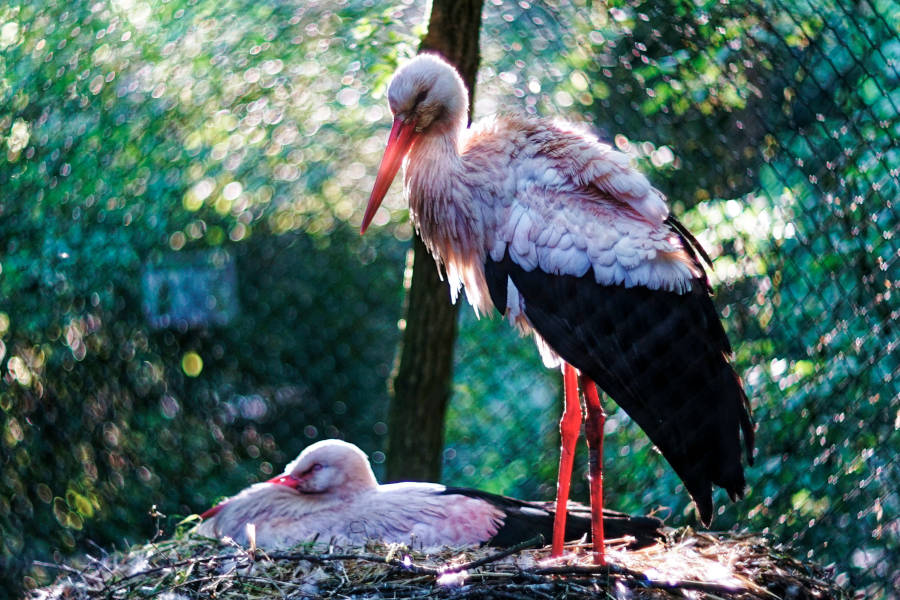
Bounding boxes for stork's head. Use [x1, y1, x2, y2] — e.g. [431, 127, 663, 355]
[361, 53, 468, 233]
[388, 54, 468, 135]
[267, 439, 378, 496]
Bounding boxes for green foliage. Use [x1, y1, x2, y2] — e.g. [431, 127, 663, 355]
[446, 311, 563, 500]
[0, 1, 420, 596]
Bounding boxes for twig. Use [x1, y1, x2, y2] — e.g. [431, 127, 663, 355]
[441, 535, 544, 574]
[531, 563, 762, 598]
[484, 589, 541, 600]
[266, 550, 440, 575]
[31, 560, 105, 587]
[532, 563, 647, 580]
[343, 581, 434, 596]
[99, 552, 252, 594]
[83, 554, 118, 578]
[494, 582, 557, 600]
[634, 578, 749, 597]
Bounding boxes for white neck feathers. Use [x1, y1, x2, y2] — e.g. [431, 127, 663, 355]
[405, 133, 492, 313]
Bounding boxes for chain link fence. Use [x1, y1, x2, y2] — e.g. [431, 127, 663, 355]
[0, 1, 896, 598]
[445, 2, 898, 597]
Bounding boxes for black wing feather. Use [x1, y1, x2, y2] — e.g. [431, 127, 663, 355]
[484, 235, 755, 525]
[440, 487, 663, 549]
[665, 215, 714, 270]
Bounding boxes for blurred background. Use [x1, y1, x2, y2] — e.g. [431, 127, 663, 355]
[0, 0, 897, 598]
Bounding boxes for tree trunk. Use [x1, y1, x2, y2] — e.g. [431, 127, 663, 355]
[384, 0, 483, 483]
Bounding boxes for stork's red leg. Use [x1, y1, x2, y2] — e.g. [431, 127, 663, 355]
[581, 376, 607, 565]
[552, 363, 582, 556]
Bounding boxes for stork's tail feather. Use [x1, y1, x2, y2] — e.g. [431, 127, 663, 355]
[557, 504, 666, 549]
[675, 360, 754, 527]
[441, 488, 664, 549]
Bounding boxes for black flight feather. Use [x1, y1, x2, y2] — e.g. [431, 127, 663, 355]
[440, 487, 664, 549]
[483, 236, 755, 526]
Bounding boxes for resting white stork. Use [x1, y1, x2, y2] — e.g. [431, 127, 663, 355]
[361, 54, 755, 564]
[196, 439, 663, 550]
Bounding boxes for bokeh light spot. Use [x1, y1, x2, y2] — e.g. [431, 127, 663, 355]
[181, 352, 203, 377]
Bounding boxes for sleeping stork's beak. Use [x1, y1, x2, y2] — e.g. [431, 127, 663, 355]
[266, 473, 302, 489]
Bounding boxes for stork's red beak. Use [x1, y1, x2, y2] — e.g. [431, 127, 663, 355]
[361, 117, 419, 234]
[266, 473, 301, 489]
[199, 502, 225, 520]
[199, 472, 300, 520]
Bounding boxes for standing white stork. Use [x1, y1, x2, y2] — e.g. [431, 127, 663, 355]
[197, 439, 663, 550]
[361, 54, 755, 564]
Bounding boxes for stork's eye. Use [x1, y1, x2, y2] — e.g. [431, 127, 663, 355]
[299, 463, 323, 476]
[413, 89, 427, 106]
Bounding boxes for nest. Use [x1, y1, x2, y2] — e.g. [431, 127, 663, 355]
[30, 527, 847, 600]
